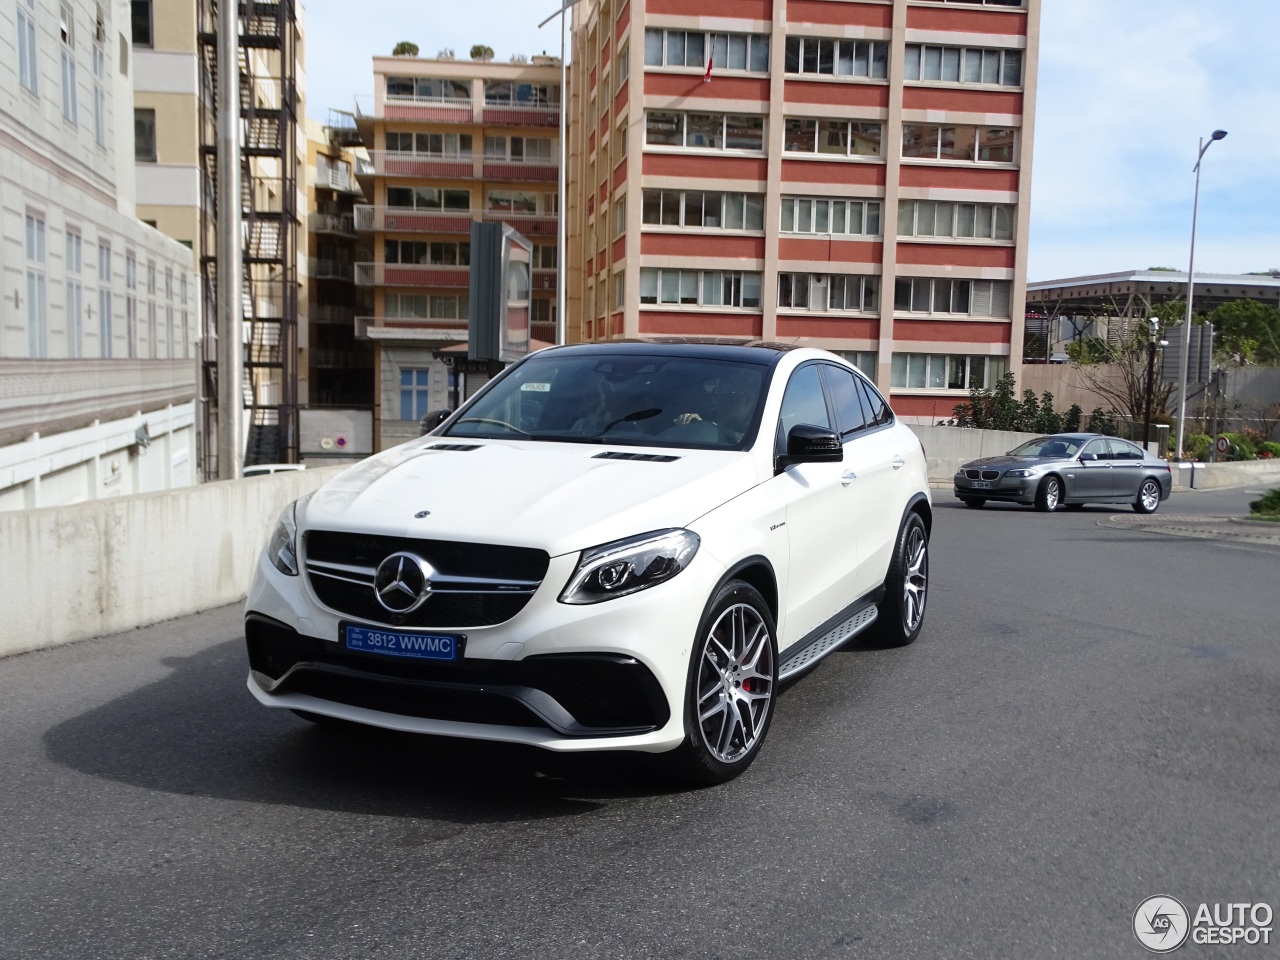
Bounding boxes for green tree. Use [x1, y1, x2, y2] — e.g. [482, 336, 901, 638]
[470, 44, 495, 61]
[1088, 408, 1117, 436]
[392, 41, 419, 56]
[1068, 323, 1176, 423]
[1036, 391, 1064, 433]
[1210, 298, 1280, 364]
[1064, 403, 1083, 432]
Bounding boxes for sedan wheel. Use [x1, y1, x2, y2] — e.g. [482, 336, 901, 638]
[1133, 478, 1162, 514]
[871, 512, 929, 647]
[1035, 475, 1062, 512]
[670, 580, 777, 785]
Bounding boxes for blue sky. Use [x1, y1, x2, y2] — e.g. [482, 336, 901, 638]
[301, 0, 1280, 282]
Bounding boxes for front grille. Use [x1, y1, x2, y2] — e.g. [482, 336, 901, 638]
[965, 469, 1001, 481]
[304, 531, 549, 628]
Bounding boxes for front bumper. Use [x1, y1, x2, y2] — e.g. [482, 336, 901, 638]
[244, 542, 723, 753]
[953, 476, 1036, 504]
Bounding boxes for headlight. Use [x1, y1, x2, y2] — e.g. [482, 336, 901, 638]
[266, 498, 304, 576]
[559, 529, 700, 605]
[1006, 468, 1036, 478]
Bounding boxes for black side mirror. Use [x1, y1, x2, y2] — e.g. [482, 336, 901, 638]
[776, 424, 843, 473]
[419, 409, 453, 435]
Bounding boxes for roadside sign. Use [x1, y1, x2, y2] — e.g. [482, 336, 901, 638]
[1215, 436, 1230, 455]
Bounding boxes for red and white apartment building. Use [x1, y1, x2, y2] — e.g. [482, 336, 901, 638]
[568, 0, 1040, 422]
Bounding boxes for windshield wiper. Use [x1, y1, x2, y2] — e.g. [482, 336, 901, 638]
[590, 408, 663, 437]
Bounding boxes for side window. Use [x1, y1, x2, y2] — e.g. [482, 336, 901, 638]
[1113, 439, 1143, 460]
[1081, 439, 1106, 460]
[820, 365, 868, 438]
[855, 376, 892, 426]
[776, 364, 831, 450]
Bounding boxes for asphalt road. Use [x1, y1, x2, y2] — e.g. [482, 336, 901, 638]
[1, 487, 1276, 960]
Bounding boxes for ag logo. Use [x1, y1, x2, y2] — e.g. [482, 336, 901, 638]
[1134, 896, 1190, 953]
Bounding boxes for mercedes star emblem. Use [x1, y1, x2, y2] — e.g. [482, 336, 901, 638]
[372, 552, 434, 613]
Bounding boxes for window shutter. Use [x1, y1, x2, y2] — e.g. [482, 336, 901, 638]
[991, 281, 1011, 317]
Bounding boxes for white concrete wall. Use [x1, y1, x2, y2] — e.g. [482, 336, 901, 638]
[907, 424, 1044, 481]
[0, 465, 345, 658]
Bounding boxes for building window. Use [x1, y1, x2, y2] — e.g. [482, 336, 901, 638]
[164, 268, 174, 359]
[59, 4, 79, 123]
[836, 351, 877, 380]
[890, 353, 1008, 390]
[484, 136, 554, 162]
[385, 186, 470, 210]
[385, 131, 472, 157]
[902, 124, 1016, 163]
[134, 108, 156, 161]
[781, 197, 882, 236]
[130, 0, 150, 45]
[533, 244, 557, 270]
[180, 274, 190, 358]
[532, 298, 556, 326]
[783, 118, 883, 157]
[613, 272, 625, 309]
[892, 278, 1011, 318]
[638, 268, 762, 308]
[125, 252, 137, 358]
[613, 200, 626, 237]
[400, 369, 430, 420]
[386, 76, 469, 100]
[18, 0, 38, 93]
[904, 44, 1021, 86]
[644, 29, 768, 72]
[385, 293, 470, 320]
[484, 80, 558, 107]
[98, 242, 112, 357]
[642, 189, 765, 231]
[66, 229, 84, 358]
[485, 190, 548, 214]
[784, 37, 888, 80]
[645, 112, 764, 151]
[92, 40, 106, 146]
[384, 240, 470, 265]
[778, 273, 879, 312]
[616, 43, 629, 84]
[898, 200, 1014, 240]
[24, 212, 47, 358]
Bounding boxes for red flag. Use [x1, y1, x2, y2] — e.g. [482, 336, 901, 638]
[703, 55, 713, 83]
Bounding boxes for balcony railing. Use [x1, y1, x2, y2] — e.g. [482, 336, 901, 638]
[481, 210, 557, 237]
[312, 258, 355, 281]
[532, 269, 557, 292]
[481, 102, 559, 127]
[363, 150, 477, 179]
[354, 205, 477, 234]
[356, 317, 469, 341]
[309, 213, 355, 236]
[383, 96, 474, 124]
[354, 263, 470, 288]
[482, 157, 558, 181]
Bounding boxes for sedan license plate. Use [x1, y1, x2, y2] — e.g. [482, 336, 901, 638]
[343, 624, 462, 662]
[970, 480, 992, 489]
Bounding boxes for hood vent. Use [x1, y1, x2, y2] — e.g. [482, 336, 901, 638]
[426, 443, 482, 451]
[593, 451, 680, 463]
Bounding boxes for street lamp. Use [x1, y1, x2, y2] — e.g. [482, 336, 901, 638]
[1173, 128, 1227, 461]
[538, 0, 586, 347]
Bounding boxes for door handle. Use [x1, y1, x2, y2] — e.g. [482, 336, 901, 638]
[891, 456, 905, 470]
[841, 470, 857, 486]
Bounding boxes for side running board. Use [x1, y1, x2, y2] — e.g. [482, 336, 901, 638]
[778, 601, 879, 681]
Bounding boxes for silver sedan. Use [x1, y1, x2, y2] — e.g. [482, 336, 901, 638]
[953, 433, 1173, 513]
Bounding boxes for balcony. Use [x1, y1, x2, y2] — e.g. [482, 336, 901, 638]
[481, 210, 557, 237]
[356, 317, 469, 341]
[363, 150, 476, 180]
[354, 263, 470, 288]
[308, 213, 355, 236]
[311, 258, 355, 281]
[309, 349, 366, 368]
[532, 269, 557, 292]
[481, 102, 559, 127]
[311, 305, 354, 325]
[353, 205, 477, 234]
[383, 95, 474, 124]
[481, 156, 559, 182]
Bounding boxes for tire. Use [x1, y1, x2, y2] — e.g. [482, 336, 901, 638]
[1034, 475, 1062, 512]
[869, 512, 929, 648]
[961, 498, 986, 509]
[667, 580, 778, 786]
[1133, 478, 1162, 514]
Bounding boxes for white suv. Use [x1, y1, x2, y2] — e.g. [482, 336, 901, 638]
[245, 341, 931, 783]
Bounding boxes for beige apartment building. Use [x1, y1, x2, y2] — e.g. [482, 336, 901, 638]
[569, 0, 1040, 423]
[353, 55, 563, 448]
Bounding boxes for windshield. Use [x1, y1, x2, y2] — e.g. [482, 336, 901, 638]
[1009, 436, 1082, 458]
[444, 353, 768, 449]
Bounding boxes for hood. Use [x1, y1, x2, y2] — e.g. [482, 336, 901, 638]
[301, 438, 762, 557]
[961, 455, 1040, 469]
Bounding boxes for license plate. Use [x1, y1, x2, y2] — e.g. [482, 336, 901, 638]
[970, 480, 992, 489]
[343, 624, 462, 662]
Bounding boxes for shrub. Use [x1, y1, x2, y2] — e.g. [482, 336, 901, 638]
[1185, 433, 1212, 461]
[1219, 432, 1256, 461]
[1087, 408, 1117, 436]
[1256, 440, 1280, 459]
[1249, 488, 1280, 516]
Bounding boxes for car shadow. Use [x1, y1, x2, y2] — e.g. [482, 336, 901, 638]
[43, 638, 687, 823]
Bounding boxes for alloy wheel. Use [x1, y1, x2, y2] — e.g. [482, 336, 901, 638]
[902, 525, 928, 633]
[1140, 480, 1160, 512]
[696, 602, 775, 764]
